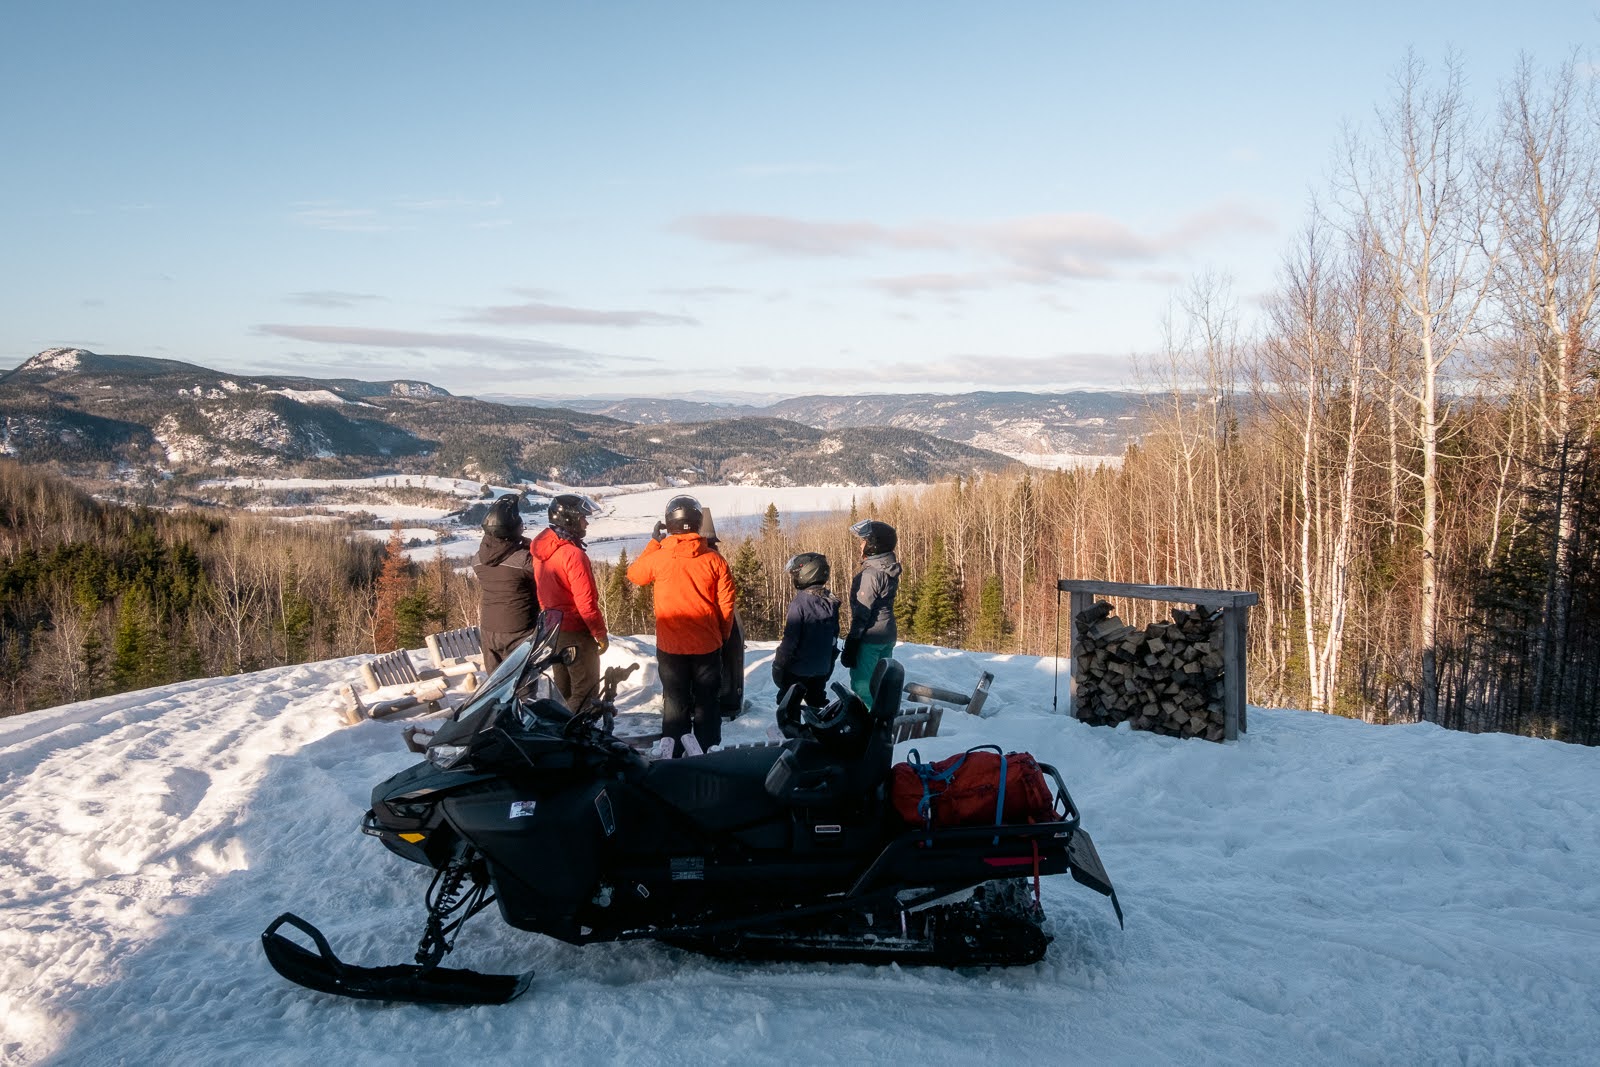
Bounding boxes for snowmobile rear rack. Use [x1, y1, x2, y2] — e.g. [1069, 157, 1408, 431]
[261, 913, 533, 1006]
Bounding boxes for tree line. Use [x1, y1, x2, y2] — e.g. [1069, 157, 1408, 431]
[0, 461, 482, 716]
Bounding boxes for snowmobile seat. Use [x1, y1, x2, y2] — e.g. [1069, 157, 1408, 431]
[641, 744, 789, 833]
[764, 659, 904, 809]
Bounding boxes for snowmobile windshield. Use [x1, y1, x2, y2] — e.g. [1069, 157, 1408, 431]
[428, 610, 564, 751]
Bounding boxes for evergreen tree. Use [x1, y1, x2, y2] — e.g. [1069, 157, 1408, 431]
[761, 503, 781, 538]
[730, 540, 774, 639]
[110, 588, 154, 690]
[394, 586, 442, 650]
[603, 551, 636, 636]
[894, 567, 920, 638]
[849, 496, 859, 523]
[912, 536, 959, 644]
[972, 573, 1008, 650]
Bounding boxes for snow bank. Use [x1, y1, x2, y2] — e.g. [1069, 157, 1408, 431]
[1, 641, 1595, 1065]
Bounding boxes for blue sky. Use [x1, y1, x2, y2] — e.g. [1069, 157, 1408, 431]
[3, 2, 1595, 398]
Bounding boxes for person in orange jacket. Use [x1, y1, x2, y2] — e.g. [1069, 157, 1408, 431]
[627, 494, 735, 755]
[530, 493, 608, 713]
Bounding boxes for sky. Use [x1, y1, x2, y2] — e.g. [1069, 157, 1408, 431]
[3, 2, 1597, 399]
[2, 636, 1596, 1064]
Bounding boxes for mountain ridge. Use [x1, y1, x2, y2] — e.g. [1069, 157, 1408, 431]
[0, 348, 1026, 486]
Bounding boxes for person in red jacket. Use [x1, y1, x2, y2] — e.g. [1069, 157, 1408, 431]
[628, 494, 735, 755]
[530, 494, 608, 713]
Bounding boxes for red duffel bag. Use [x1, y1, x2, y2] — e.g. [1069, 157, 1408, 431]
[891, 745, 1058, 829]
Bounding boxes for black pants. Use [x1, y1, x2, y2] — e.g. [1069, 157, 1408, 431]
[658, 649, 723, 755]
[774, 667, 830, 709]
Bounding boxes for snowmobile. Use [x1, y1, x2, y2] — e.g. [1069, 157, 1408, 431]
[261, 610, 1122, 1006]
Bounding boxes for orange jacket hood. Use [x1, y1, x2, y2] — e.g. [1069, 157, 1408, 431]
[626, 534, 735, 655]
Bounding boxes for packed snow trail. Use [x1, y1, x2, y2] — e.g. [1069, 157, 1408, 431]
[1, 638, 1597, 1065]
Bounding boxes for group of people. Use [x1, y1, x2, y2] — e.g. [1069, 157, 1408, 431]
[473, 491, 900, 758]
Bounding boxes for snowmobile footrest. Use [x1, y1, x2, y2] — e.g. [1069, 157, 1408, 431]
[261, 912, 532, 1006]
[1066, 830, 1124, 928]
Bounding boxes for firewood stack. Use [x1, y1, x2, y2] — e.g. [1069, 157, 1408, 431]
[1073, 600, 1228, 741]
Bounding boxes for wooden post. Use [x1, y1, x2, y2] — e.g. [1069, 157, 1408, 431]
[1222, 606, 1244, 740]
[1068, 589, 1093, 719]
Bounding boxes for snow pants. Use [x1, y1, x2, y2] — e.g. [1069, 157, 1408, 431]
[849, 640, 895, 710]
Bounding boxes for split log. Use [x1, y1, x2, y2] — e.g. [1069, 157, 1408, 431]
[1072, 599, 1229, 742]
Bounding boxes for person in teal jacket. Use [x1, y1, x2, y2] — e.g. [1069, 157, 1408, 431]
[840, 519, 901, 708]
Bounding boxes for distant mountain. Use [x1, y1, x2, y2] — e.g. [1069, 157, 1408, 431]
[495, 389, 1147, 459]
[0, 348, 1020, 486]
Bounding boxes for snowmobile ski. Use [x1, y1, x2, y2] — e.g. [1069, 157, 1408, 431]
[261, 913, 532, 1006]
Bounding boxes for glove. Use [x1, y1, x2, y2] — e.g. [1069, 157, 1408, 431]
[771, 664, 784, 689]
[652, 520, 667, 541]
[595, 635, 609, 655]
[840, 637, 860, 670]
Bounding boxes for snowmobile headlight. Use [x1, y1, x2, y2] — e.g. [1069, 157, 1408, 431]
[426, 743, 469, 769]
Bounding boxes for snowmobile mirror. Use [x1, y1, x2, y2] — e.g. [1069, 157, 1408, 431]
[560, 645, 579, 666]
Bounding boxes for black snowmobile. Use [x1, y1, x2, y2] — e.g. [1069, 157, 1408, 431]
[262, 610, 1122, 1006]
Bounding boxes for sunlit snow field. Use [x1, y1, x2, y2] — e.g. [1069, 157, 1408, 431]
[1, 633, 1596, 1066]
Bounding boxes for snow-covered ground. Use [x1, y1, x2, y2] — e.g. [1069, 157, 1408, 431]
[2, 639, 1596, 1066]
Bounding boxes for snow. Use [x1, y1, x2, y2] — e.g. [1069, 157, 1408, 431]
[2, 638, 1596, 1065]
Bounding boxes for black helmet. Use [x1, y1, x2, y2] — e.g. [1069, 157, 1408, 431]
[849, 518, 897, 555]
[482, 494, 524, 538]
[664, 494, 703, 534]
[547, 493, 597, 536]
[786, 552, 830, 589]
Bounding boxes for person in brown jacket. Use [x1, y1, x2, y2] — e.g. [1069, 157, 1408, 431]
[627, 494, 735, 755]
[473, 494, 540, 673]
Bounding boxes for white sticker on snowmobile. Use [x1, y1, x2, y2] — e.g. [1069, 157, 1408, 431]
[509, 800, 537, 819]
[594, 789, 616, 837]
[669, 857, 705, 882]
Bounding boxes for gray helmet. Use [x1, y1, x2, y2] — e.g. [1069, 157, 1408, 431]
[849, 518, 896, 555]
[786, 552, 830, 589]
[482, 494, 524, 538]
[547, 493, 597, 536]
[664, 494, 703, 534]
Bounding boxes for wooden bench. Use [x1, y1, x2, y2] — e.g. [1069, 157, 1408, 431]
[890, 670, 995, 744]
[360, 648, 427, 691]
[426, 626, 483, 670]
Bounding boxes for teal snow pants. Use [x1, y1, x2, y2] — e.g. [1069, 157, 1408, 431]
[849, 640, 895, 709]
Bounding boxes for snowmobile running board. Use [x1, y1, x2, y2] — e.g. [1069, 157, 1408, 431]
[261, 913, 533, 1006]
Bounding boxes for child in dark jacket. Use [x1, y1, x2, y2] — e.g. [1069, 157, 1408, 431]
[772, 552, 840, 709]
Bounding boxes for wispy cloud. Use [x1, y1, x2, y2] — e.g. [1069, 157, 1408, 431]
[654, 285, 750, 299]
[285, 290, 386, 309]
[728, 351, 1129, 388]
[671, 214, 946, 257]
[392, 195, 504, 212]
[290, 205, 390, 233]
[255, 324, 644, 373]
[459, 300, 698, 328]
[865, 272, 995, 299]
[289, 194, 510, 233]
[673, 205, 1277, 289]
